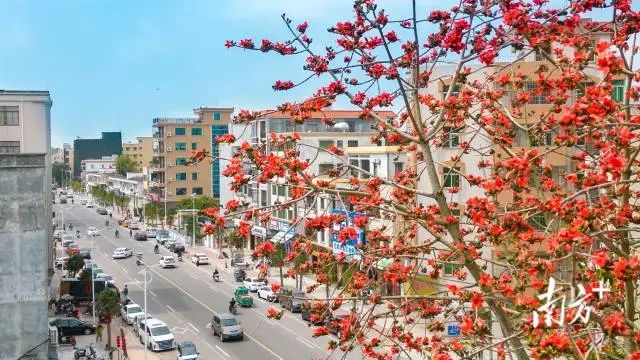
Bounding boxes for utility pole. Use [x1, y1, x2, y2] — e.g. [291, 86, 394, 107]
[191, 193, 196, 247]
[91, 233, 96, 324]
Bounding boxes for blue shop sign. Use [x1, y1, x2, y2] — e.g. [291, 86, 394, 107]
[330, 209, 365, 259]
[446, 323, 461, 337]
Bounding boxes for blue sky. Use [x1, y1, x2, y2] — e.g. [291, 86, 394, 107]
[0, 0, 609, 147]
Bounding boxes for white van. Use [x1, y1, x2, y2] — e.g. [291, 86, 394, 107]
[138, 319, 175, 351]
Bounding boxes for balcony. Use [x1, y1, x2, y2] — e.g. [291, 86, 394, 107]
[153, 117, 200, 125]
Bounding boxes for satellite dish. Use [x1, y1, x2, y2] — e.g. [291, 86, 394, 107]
[333, 122, 349, 132]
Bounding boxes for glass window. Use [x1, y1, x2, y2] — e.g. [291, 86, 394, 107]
[214, 112, 221, 121]
[277, 185, 286, 197]
[192, 187, 203, 195]
[535, 44, 551, 61]
[319, 140, 333, 150]
[336, 140, 343, 148]
[175, 128, 186, 136]
[318, 163, 334, 174]
[176, 188, 187, 196]
[443, 127, 460, 148]
[191, 128, 203, 136]
[525, 81, 550, 104]
[191, 143, 198, 150]
[272, 184, 277, 195]
[443, 167, 460, 188]
[394, 162, 404, 174]
[529, 213, 547, 231]
[612, 80, 625, 102]
[577, 81, 595, 98]
[347, 140, 358, 148]
[191, 172, 198, 180]
[175, 143, 187, 151]
[176, 173, 187, 181]
[0, 141, 20, 153]
[441, 84, 460, 100]
[0, 106, 19, 126]
[175, 158, 187, 165]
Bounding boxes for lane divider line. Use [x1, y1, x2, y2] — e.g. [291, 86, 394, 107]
[187, 322, 200, 333]
[297, 337, 315, 349]
[216, 345, 230, 358]
[148, 290, 157, 297]
[166, 305, 175, 313]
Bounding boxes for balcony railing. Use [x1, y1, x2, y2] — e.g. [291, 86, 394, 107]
[153, 117, 200, 124]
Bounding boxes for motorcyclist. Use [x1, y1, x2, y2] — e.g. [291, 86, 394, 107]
[122, 285, 129, 304]
[105, 220, 109, 227]
[229, 298, 236, 313]
[154, 244, 159, 254]
[68, 222, 73, 230]
[213, 268, 220, 281]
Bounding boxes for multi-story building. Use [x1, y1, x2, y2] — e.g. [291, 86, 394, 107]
[0, 90, 52, 360]
[220, 110, 396, 250]
[151, 107, 232, 208]
[73, 132, 122, 178]
[122, 136, 153, 172]
[51, 143, 73, 180]
[80, 155, 118, 178]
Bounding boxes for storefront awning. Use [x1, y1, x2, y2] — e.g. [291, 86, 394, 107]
[375, 258, 393, 270]
[270, 231, 295, 243]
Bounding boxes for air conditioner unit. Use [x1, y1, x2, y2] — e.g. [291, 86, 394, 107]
[166, 147, 172, 152]
[168, 178, 174, 182]
[166, 132, 172, 137]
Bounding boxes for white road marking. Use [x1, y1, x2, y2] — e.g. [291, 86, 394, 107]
[121, 268, 128, 274]
[297, 337, 315, 349]
[166, 305, 175, 313]
[187, 322, 200, 333]
[216, 345, 230, 358]
[148, 290, 157, 297]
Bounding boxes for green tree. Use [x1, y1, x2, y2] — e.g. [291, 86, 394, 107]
[78, 268, 92, 281]
[269, 242, 286, 286]
[95, 289, 121, 352]
[67, 254, 86, 277]
[52, 162, 70, 186]
[70, 179, 83, 193]
[143, 203, 163, 226]
[115, 154, 137, 176]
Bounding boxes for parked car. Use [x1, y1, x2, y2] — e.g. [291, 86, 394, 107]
[78, 248, 91, 260]
[86, 202, 95, 208]
[96, 207, 108, 215]
[159, 256, 176, 268]
[209, 313, 243, 342]
[278, 286, 307, 313]
[59, 198, 67, 204]
[96, 273, 115, 286]
[233, 268, 246, 282]
[80, 199, 87, 205]
[301, 303, 328, 325]
[121, 303, 145, 325]
[62, 239, 75, 249]
[243, 278, 268, 292]
[177, 341, 199, 360]
[190, 253, 209, 265]
[66, 243, 80, 256]
[138, 319, 176, 351]
[133, 313, 153, 334]
[112, 247, 133, 259]
[128, 222, 141, 230]
[83, 259, 93, 270]
[256, 285, 277, 302]
[145, 229, 157, 238]
[53, 230, 66, 240]
[55, 256, 69, 269]
[87, 227, 99, 237]
[134, 232, 147, 241]
[50, 318, 96, 336]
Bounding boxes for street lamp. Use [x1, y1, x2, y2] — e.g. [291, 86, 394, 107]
[190, 193, 197, 248]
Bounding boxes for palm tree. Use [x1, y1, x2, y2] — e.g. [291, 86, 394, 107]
[95, 289, 120, 353]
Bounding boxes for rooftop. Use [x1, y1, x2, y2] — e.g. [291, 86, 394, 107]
[257, 109, 396, 120]
[153, 117, 200, 125]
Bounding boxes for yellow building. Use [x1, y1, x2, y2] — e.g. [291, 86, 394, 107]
[151, 107, 233, 207]
[122, 136, 154, 172]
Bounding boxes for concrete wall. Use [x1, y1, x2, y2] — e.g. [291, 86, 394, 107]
[0, 154, 49, 360]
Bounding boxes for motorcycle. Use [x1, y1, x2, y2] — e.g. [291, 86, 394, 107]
[66, 308, 79, 318]
[76, 230, 81, 239]
[154, 246, 160, 254]
[177, 255, 183, 262]
[229, 303, 238, 315]
[135, 253, 143, 266]
[73, 344, 99, 360]
[213, 273, 220, 282]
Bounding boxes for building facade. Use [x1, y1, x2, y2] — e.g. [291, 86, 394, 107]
[73, 132, 122, 178]
[122, 136, 153, 172]
[80, 155, 118, 177]
[150, 107, 232, 208]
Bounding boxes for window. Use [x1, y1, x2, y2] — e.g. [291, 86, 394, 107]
[277, 185, 286, 197]
[319, 140, 333, 150]
[443, 127, 460, 148]
[319, 163, 334, 174]
[192, 187, 203, 195]
[0, 106, 19, 126]
[347, 140, 358, 148]
[176, 173, 187, 181]
[394, 162, 404, 174]
[612, 80, 625, 102]
[175, 143, 187, 151]
[535, 44, 551, 61]
[175, 157, 187, 165]
[176, 188, 187, 196]
[191, 128, 203, 136]
[336, 140, 344, 148]
[175, 128, 186, 136]
[443, 167, 460, 188]
[529, 213, 547, 231]
[349, 157, 371, 177]
[214, 112, 221, 121]
[191, 143, 198, 150]
[525, 81, 550, 104]
[577, 81, 595, 98]
[191, 172, 198, 180]
[272, 184, 277, 195]
[441, 84, 460, 100]
[0, 141, 20, 153]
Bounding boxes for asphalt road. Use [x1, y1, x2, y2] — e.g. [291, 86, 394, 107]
[55, 200, 363, 360]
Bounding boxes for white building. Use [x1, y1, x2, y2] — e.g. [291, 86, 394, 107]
[81, 155, 117, 178]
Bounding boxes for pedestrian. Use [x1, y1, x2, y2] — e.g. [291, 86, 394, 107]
[96, 323, 103, 342]
[63, 224, 66, 231]
[129, 229, 133, 238]
[123, 284, 129, 304]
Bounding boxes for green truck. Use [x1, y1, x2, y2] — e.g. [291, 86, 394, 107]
[59, 277, 118, 302]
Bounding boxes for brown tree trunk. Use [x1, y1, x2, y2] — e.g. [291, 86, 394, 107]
[106, 320, 112, 358]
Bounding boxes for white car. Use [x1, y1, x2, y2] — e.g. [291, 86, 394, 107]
[87, 227, 99, 237]
[53, 230, 66, 239]
[159, 256, 176, 268]
[96, 273, 116, 286]
[121, 303, 145, 325]
[112, 247, 133, 259]
[133, 313, 153, 334]
[138, 319, 175, 351]
[190, 253, 209, 265]
[243, 277, 268, 292]
[86, 202, 95, 208]
[256, 285, 277, 302]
